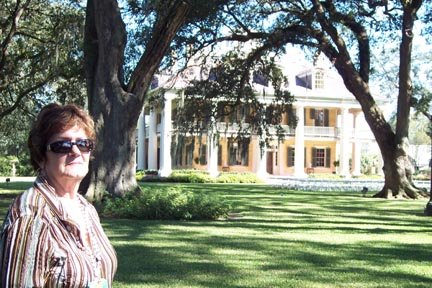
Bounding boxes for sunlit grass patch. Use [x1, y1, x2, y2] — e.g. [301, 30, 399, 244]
[1, 182, 431, 287]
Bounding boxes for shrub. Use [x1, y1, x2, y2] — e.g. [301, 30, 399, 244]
[169, 170, 213, 183]
[136, 169, 264, 184]
[17, 154, 35, 176]
[0, 157, 13, 176]
[101, 186, 231, 220]
[215, 172, 263, 183]
[136, 170, 159, 181]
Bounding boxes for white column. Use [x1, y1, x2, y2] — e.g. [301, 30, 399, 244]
[137, 110, 146, 170]
[278, 144, 283, 175]
[159, 93, 173, 177]
[339, 108, 350, 177]
[294, 105, 306, 177]
[352, 141, 362, 176]
[148, 108, 158, 170]
[352, 112, 361, 176]
[206, 134, 219, 177]
[256, 138, 268, 178]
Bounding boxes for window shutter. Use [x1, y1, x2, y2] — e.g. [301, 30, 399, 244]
[324, 109, 329, 126]
[218, 144, 222, 166]
[310, 108, 315, 119]
[325, 148, 331, 168]
[287, 147, 293, 167]
[228, 140, 235, 165]
[200, 144, 207, 165]
[304, 147, 307, 167]
[312, 147, 316, 167]
[241, 140, 249, 166]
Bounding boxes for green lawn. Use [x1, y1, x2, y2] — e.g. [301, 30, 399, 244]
[1, 182, 431, 287]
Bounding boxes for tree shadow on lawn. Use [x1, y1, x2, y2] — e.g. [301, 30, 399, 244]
[108, 219, 432, 287]
[107, 183, 432, 286]
[261, 243, 432, 287]
[221, 202, 431, 235]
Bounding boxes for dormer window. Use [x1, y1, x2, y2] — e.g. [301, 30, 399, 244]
[315, 70, 324, 89]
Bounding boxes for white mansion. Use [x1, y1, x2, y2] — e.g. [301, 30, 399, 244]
[135, 53, 387, 178]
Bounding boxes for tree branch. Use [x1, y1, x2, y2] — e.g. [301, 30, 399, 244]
[128, 0, 190, 103]
[0, 0, 32, 71]
[0, 75, 55, 119]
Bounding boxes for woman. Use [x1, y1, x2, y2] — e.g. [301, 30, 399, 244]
[0, 103, 117, 287]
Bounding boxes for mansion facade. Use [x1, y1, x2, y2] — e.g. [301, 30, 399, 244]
[136, 57, 386, 178]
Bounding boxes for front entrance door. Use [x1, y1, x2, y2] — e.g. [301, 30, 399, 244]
[266, 151, 273, 174]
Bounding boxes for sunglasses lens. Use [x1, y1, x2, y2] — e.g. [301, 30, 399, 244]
[76, 139, 94, 152]
[47, 139, 94, 153]
[49, 141, 73, 153]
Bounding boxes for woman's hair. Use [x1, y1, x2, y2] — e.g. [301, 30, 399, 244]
[28, 103, 96, 170]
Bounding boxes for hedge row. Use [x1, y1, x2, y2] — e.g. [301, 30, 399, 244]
[136, 169, 263, 184]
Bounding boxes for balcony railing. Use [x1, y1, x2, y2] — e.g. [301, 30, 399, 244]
[144, 122, 373, 141]
[304, 126, 338, 138]
[215, 123, 296, 135]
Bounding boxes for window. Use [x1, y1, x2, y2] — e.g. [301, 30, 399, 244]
[287, 147, 295, 167]
[241, 104, 251, 123]
[312, 147, 331, 168]
[315, 70, 324, 89]
[199, 144, 207, 165]
[185, 143, 194, 166]
[310, 108, 329, 127]
[228, 138, 249, 166]
[218, 144, 222, 166]
[229, 104, 250, 123]
[285, 106, 296, 126]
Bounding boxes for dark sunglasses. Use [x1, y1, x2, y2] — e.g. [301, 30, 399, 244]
[46, 139, 94, 154]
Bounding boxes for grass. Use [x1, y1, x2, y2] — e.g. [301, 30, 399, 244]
[1, 182, 431, 287]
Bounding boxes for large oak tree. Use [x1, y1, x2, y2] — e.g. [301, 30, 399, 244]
[181, 0, 430, 199]
[83, 0, 230, 199]
[83, 0, 430, 201]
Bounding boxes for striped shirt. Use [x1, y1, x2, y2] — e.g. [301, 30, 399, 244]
[0, 177, 117, 287]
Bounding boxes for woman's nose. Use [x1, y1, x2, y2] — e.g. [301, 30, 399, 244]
[70, 144, 82, 155]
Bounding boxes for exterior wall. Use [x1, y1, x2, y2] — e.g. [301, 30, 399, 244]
[218, 136, 254, 173]
[304, 140, 337, 174]
[138, 59, 385, 177]
[142, 104, 365, 176]
[304, 107, 338, 127]
[170, 135, 339, 176]
[172, 135, 255, 173]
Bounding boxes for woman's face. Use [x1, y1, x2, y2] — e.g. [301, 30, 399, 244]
[42, 125, 91, 182]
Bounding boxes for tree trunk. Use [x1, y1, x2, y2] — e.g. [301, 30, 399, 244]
[82, 0, 138, 200]
[321, 1, 427, 199]
[331, 60, 427, 199]
[424, 165, 432, 215]
[373, 135, 428, 199]
[83, 0, 189, 200]
[374, 1, 427, 199]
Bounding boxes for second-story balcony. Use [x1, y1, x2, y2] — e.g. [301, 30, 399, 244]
[145, 122, 373, 142]
[304, 126, 338, 138]
[215, 122, 296, 136]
